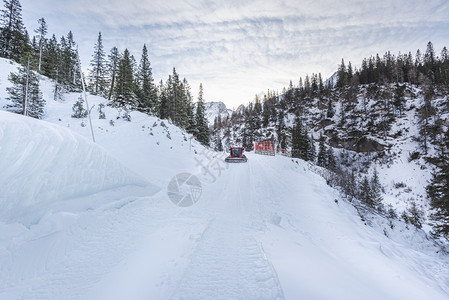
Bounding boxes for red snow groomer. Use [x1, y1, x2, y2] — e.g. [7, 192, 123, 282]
[225, 147, 248, 163]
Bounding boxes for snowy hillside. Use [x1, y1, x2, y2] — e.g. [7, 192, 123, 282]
[209, 77, 449, 236]
[1, 58, 449, 299]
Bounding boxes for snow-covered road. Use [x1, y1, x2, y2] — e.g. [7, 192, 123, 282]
[84, 152, 449, 300]
[1, 111, 448, 299]
[171, 161, 284, 299]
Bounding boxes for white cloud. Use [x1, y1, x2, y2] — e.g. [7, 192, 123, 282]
[20, 0, 449, 108]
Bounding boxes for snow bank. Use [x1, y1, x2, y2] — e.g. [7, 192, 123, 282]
[0, 111, 158, 226]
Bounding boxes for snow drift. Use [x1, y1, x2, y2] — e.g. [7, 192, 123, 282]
[0, 111, 158, 226]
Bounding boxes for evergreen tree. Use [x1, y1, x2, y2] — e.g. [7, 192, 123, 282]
[88, 32, 107, 96]
[291, 116, 309, 160]
[307, 133, 316, 162]
[167, 68, 189, 127]
[59, 31, 77, 88]
[417, 74, 435, 154]
[276, 110, 287, 149]
[406, 202, 423, 229]
[326, 98, 335, 118]
[426, 128, 449, 238]
[336, 58, 347, 88]
[71, 94, 88, 118]
[34, 17, 47, 73]
[393, 83, 406, 116]
[184, 78, 196, 134]
[370, 168, 383, 211]
[113, 48, 136, 108]
[6, 56, 45, 118]
[98, 103, 106, 119]
[135, 44, 157, 115]
[423, 41, 436, 80]
[359, 176, 373, 207]
[107, 46, 120, 100]
[326, 146, 337, 171]
[0, 0, 27, 60]
[158, 79, 169, 119]
[194, 83, 210, 146]
[41, 34, 59, 79]
[317, 133, 327, 167]
[212, 119, 223, 151]
[223, 121, 232, 149]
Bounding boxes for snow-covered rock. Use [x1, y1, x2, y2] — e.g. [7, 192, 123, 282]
[204, 101, 232, 126]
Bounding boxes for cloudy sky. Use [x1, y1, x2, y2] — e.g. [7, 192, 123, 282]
[21, 0, 449, 108]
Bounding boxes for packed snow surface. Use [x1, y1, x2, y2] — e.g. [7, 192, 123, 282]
[0, 58, 448, 299]
[0, 111, 156, 226]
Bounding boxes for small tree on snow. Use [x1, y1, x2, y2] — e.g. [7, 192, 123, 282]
[359, 176, 373, 207]
[98, 103, 106, 119]
[370, 168, 383, 211]
[317, 134, 327, 167]
[72, 95, 88, 118]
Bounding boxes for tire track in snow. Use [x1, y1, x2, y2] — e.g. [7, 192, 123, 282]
[171, 161, 284, 299]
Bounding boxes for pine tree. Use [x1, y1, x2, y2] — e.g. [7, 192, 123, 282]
[424, 41, 436, 80]
[167, 68, 189, 127]
[277, 110, 288, 150]
[417, 73, 436, 154]
[370, 168, 383, 211]
[307, 133, 316, 162]
[359, 176, 373, 207]
[6, 56, 45, 118]
[113, 48, 136, 108]
[41, 34, 59, 79]
[34, 17, 47, 73]
[59, 31, 77, 88]
[88, 32, 107, 96]
[326, 98, 334, 118]
[291, 116, 309, 160]
[223, 121, 232, 149]
[135, 44, 157, 115]
[158, 79, 169, 119]
[317, 133, 327, 167]
[107, 46, 120, 100]
[71, 94, 88, 118]
[184, 78, 196, 134]
[336, 58, 347, 88]
[194, 83, 210, 146]
[0, 0, 27, 60]
[406, 202, 423, 229]
[393, 83, 406, 116]
[426, 128, 449, 238]
[326, 146, 337, 171]
[213, 122, 223, 151]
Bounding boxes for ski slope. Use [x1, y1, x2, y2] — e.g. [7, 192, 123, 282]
[0, 58, 448, 299]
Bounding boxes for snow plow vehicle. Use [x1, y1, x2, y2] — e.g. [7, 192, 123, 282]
[225, 147, 248, 163]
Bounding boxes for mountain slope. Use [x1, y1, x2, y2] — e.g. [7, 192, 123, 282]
[204, 101, 232, 127]
[0, 58, 448, 299]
